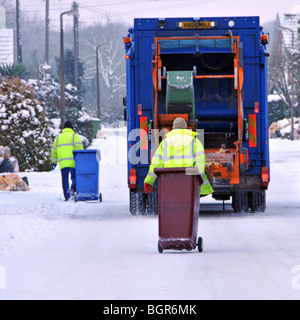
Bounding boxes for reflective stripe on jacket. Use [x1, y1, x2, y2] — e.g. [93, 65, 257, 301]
[51, 128, 83, 170]
[144, 129, 214, 195]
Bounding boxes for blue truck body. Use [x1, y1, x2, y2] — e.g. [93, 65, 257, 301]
[124, 17, 270, 214]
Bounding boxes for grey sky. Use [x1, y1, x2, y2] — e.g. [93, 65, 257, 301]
[18, 0, 300, 29]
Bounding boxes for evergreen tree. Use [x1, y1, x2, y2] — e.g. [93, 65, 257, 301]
[55, 49, 85, 93]
[53, 50, 93, 143]
[27, 78, 94, 146]
[0, 78, 52, 172]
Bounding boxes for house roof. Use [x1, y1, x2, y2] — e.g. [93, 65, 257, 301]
[277, 13, 300, 48]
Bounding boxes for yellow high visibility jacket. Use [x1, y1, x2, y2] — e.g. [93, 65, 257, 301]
[51, 128, 83, 170]
[144, 129, 214, 195]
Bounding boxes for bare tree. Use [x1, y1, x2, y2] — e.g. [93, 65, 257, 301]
[0, 0, 15, 28]
[82, 22, 126, 103]
[80, 20, 127, 124]
[269, 24, 300, 117]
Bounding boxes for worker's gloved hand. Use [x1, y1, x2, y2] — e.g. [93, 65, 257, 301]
[51, 163, 57, 171]
[144, 183, 153, 193]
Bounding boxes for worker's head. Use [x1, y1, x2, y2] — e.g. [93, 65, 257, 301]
[172, 117, 187, 130]
[64, 120, 74, 130]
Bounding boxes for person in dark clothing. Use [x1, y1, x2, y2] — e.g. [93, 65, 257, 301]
[0, 147, 14, 173]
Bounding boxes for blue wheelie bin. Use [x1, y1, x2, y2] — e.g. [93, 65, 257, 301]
[73, 149, 102, 202]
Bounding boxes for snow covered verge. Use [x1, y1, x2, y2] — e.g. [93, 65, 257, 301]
[0, 131, 300, 300]
[0, 130, 126, 256]
[0, 170, 77, 255]
[0, 133, 299, 256]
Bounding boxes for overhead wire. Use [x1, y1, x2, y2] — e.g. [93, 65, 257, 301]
[78, 0, 221, 24]
[19, 0, 222, 26]
[80, 0, 219, 15]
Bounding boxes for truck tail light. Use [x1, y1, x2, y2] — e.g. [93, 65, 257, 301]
[255, 102, 259, 113]
[129, 169, 137, 189]
[261, 166, 269, 187]
[125, 54, 130, 60]
[138, 104, 142, 116]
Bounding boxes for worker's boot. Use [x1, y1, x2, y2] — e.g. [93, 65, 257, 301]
[69, 186, 75, 197]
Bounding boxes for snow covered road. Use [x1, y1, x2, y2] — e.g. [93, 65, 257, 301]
[0, 132, 300, 300]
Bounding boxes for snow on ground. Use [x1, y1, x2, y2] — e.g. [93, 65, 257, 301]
[0, 133, 300, 300]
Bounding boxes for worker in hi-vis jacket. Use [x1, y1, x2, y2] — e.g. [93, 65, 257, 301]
[51, 121, 83, 201]
[144, 117, 214, 195]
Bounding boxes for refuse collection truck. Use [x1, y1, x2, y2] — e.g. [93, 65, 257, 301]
[123, 16, 270, 214]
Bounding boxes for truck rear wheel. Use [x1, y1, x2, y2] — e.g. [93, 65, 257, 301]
[129, 191, 147, 215]
[232, 191, 249, 213]
[249, 191, 266, 213]
[147, 192, 158, 215]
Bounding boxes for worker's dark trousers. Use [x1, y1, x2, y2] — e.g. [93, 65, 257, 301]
[61, 167, 76, 200]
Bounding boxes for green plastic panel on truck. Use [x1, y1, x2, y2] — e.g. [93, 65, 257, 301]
[166, 71, 196, 120]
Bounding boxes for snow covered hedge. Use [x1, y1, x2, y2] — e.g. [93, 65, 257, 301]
[0, 78, 52, 172]
[268, 94, 291, 125]
[269, 117, 300, 139]
[27, 79, 94, 146]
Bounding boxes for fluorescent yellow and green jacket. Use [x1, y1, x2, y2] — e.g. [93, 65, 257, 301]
[144, 129, 214, 195]
[51, 128, 83, 170]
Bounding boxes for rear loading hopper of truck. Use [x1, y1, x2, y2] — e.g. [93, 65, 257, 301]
[124, 17, 270, 214]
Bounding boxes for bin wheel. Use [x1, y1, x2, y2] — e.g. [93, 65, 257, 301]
[158, 242, 163, 253]
[197, 237, 203, 253]
[99, 193, 102, 202]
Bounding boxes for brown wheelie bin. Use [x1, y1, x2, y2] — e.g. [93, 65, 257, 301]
[154, 167, 203, 253]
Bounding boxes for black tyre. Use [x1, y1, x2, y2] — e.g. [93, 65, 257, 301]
[249, 191, 266, 213]
[197, 237, 203, 253]
[158, 242, 163, 253]
[129, 191, 147, 215]
[232, 191, 249, 213]
[147, 192, 158, 215]
[129, 191, 137, 215]
[99, 193, 102, 202]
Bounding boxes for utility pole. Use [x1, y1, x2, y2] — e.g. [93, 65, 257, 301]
[45, 0, 49, 64]
[96, 43, 106, 130]
[60, 8, 79, 130]
[73, 1, 79, 88]
[16, 0, 22, 63]
[96, 45, 101, 120]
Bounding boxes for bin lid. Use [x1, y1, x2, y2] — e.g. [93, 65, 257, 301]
[167, 71, 193, 89]
[73, 149, 101, 162]
[73, 149, 99, 153]
[155, 167, 199, 174]
[154, 167, 202, 183]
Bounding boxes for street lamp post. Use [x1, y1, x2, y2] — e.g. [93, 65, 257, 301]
[96, 45, 101, 122]
[96, 44, 106, 130]
[279, 25, 295, 140]
[39, 63, 51, 82]
[60, 8, 78, 131]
